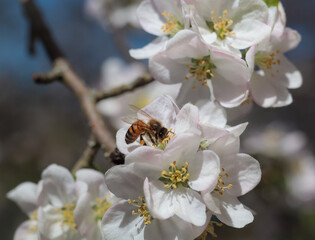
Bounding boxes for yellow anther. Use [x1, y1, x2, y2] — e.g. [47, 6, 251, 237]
[223, 10, 228, 15]
[227, 184, 233, 189]
[162, 10, 167, 16]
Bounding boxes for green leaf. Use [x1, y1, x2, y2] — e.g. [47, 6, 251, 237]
[264, 0, 279, 7]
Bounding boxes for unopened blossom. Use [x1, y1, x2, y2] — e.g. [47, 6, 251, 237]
[246, 3, 302, 107]
[125, 133, 220, 226]
[191, 0, 271, 56]
[97, 58, 180, 129]
[74, 169, 119, 240]
[37, 164, 87, 240]
[116, 94, 200, 155]
[130, 0, 191, 59]
[149, 31, 250, 107]
[85, 0, 141, 28]
[103, 163, 211, 240]
[7, 182, 40, 240]
[200, 132, 261, 228]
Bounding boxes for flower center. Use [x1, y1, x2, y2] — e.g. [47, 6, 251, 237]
[185, 56, 216, 90]
[255, 50, 281, 77]
[215, 168, 232, 195]
[207, 10, 235, 40]
[197, 220, 223, 240]
[28, 210, 38, 234]
[156, 128, 176, 150]
[161, 11, 184, 37]
[93, 197, 112, 221]
[159, 161, 190, 189]
[128, 196, 152, 225]
[57, 203, 76, 231]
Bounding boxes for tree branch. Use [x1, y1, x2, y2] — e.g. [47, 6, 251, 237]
[95, 74, 154, 102]
[19, 0, 116, 153]
[72, 135, 100, 173]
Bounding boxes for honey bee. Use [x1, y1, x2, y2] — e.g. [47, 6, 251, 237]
[122, 105, 169, 145]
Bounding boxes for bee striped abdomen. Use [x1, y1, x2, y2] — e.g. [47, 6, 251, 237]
[125, 120, 146, 144]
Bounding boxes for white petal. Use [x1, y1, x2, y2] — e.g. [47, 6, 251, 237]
[250, 72, 277, 108]
[196, 100, 227, 128]
[101, 200, 144, 240]
[275, 27, 301, 53]
[14, 220, 38, 240]
[214, 194, 254, 228]
[201, 191, 221, 214]
[137, 0, 165, 36]
[130, 36, 167, 59]
[174, 103, 200, 135]
[38, 164, 77, 206]
[221, 154, 261, 196]
[209, 133, 240, 157]
[7, 182, 38, 216]
[226, 122, 248, 137]
[189, 150, 220, 192]
[76, 169, 106, 200]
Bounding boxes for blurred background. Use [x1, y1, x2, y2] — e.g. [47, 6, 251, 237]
[0, 0, 314, 239]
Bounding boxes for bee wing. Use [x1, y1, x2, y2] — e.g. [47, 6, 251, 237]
[121, 115, 138, 124]
[129, 105, 153, 121]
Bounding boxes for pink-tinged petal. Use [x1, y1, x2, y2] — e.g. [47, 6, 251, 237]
[14, 220, 38, 240]
[212, 75, 249, 108]
[176, 80, 211, 108]
[149, 52, 188, 84]
[76, 169, 106, 200]
[200, 124, 228, 142]
[231, 20, 271, 49]
[7, 182, 38, 216]
[221, 154, 261, 196]
[245, 45, 257, 74]
[209, 133, 240, 157]
[276, 55, 303, 89]
[125, 145, 164, 166]
[101, 200, 144, 240]
[189, 150, 220, 192]
[197, 100, 227, 128]
[129, 36, 167, 59]
[273, 84, 293, 107]
[140, 95, 179, 129]
[276, 27, 301, 53]
[39, 164, 77, 206]
[250, 72, 277, 107]
[164, 133, 201, 166]
[226, 123, 248, 137]
[105, 164, 152, 200]
[174, 103, 200, 135]
[116, 126, 141, 155]
[144, 180, 207, 226]
[137, 0, 165, 36]
[211, 194, 254, 228]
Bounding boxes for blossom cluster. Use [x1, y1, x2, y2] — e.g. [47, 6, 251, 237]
[8, 0, 303, 239]
[130, 0, 302, 108]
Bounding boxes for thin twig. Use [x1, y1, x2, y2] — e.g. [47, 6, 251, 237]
[72, 135, 100, 173]
[19, 0, 116, 153]
[95, 74, 154, 102]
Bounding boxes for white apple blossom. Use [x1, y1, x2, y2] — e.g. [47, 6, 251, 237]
[103, 162, 211, 240]
[7, 182, 40, 240]
[73, 169, 119, 240]
[191, 0, 271, 56]
[36, 164, 87, 240]
[200, 132, 261, 228]
[130, 0, 192, 60]
[149, 31, 250, 107]
[246, 3, 302, 107]
[116, 94, 200, 155]
[85, 0, 141, 28]
[97, 58, 180, 129]
[124, 133, 220, 226]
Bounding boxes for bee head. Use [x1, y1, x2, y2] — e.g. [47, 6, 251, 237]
[158, 127, 168, 140]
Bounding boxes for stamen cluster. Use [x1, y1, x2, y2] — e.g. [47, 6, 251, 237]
[159, 161, 190, 189]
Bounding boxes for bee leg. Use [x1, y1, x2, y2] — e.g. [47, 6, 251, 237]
[140, 134, 146, 146]
[148, 132, 156, 146]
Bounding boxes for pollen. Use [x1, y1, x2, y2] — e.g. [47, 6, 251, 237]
[215, 168, 232, 195]
[160, 11, 184, 37]
[93, 197, 112, 221]
[255, 49, 282, 77]
[57, 203, 77, 231]
[208, 10, 235, 40]
[27, 210, 38, 234]
[128, 196, 152, 225]
[159, 161, 190, 189]
[185, 56, 216, 89]
[157, 128, 176, 150]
